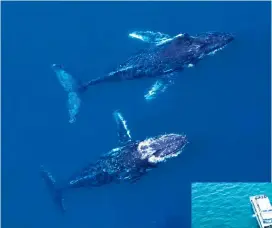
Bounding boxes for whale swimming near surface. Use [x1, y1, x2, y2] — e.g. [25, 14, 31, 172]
[41, 110, 188, 212]
[52, 30, 234, 123]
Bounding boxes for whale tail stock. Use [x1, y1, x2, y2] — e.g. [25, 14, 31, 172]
[79, 72, 123, 91]
[40, 166, 66, 213]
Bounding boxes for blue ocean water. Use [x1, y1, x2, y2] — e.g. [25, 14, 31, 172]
[192, 183, 272, 228]
[1, 1, 271, 228]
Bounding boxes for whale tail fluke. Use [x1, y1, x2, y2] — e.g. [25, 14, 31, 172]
[51, 64, 107, 123]
[51, 64, 83, 124]
[40, 166, 66, 213]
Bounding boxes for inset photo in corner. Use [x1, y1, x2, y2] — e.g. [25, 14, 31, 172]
[192, 183, 272, 228]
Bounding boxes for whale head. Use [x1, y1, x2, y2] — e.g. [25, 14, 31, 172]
[195, 31, 234, 56]
[137, 134, 188, 164]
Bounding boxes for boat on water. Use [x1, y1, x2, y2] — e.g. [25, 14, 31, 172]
[250, 195, 272, 228]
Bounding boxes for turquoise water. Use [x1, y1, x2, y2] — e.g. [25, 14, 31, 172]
[192, 183, 272, 228]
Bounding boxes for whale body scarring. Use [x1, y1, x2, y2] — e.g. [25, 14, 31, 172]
[52, 30, 234, 123]
[41, 111, 188, 212]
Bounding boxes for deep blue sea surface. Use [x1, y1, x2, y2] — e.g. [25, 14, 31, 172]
[192, 183, 272, 228]
[2, 1, 271, 228]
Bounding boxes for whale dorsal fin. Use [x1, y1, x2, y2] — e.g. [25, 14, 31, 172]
[129, 31, 171, 45]
[113, 111, 132, 145]
[171, 33, 192, 44]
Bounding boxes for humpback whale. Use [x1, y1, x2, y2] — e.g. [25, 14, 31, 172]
[41, 111, 188, 212]
[52, 30, 234, 123]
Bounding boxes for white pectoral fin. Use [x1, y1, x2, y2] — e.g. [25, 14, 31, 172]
[129, 31, 171, 45]
[144, 74, 175, 101]
[113, 110, 132, 145]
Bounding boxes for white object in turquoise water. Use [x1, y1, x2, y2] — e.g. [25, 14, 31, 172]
[250, 195, 272, 228]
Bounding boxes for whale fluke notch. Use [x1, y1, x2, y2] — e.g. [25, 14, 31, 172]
[51, 64, 82, 123]
[129, 31, 171, 45]
[113, 110, 132, 145]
